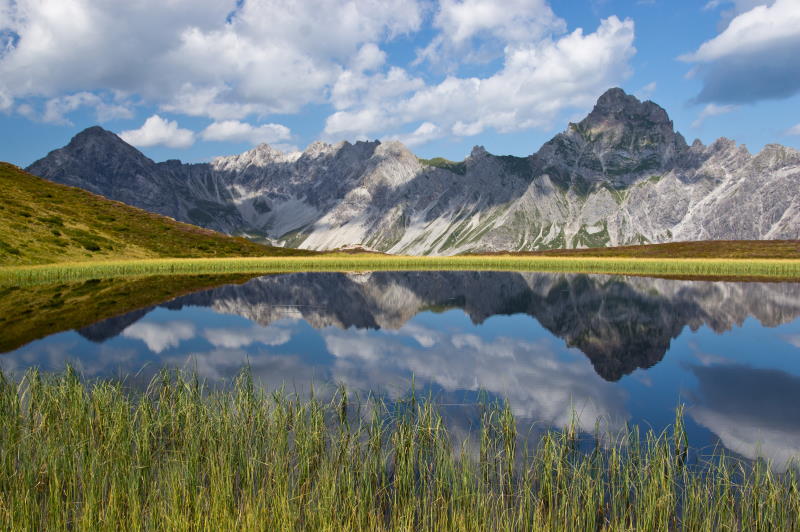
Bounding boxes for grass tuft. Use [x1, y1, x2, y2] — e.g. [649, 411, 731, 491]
[0, 369, 797, 530]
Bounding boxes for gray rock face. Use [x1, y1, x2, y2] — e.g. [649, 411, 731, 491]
[26, 89, 800, 254]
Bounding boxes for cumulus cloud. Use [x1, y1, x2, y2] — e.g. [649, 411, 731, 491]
[682, 0, 800, 103]
[0, 0, 639, 150]
[351, 43, 386, 72]
[323, 324, 628, 433]
[417, 0, 566, 66]
[704, 0, 776, 29]
[0, 0, 423, 121]
[41, 92, 132, 125]
[122, 320, 196, 353]
[385, 121, 444, 147]
[203, 325, 292, 349]
[0, 88, 11, 112]
[786, 124, 800, 136]
[119, 115, 195, 148]
[325, 16, 635, 140]
[689, 363, 800, 471]
[636, 81, 657, 100]
[691, 103, 738, 128]
[201, 120, 292, 145]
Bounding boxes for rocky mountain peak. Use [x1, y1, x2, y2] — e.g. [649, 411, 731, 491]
[469, 145, 489, 158]
[26, 126, 154, 194]
[752, 143, 800, 170]
[533, 88, 689, 185]
[583, 87, 672, 130]
[64, 126, 148, 161]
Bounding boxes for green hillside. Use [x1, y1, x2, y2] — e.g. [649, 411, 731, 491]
[0, 162, 314, 265]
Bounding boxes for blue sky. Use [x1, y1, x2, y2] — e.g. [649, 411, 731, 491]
[1, 0, 799, 167]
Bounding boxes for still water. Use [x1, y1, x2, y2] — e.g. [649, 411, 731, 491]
[3, 271, 800, 467]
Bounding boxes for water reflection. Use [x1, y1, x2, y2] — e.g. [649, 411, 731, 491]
[689, 363, 800, 471]
[3, 271, 800, 465]
[78, 271, 800, 380]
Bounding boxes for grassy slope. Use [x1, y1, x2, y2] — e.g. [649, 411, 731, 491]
[493, 240, 800, 259]
[0, 162, 314, 266]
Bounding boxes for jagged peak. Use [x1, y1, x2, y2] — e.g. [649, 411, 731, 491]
[68, 125, 131, 149]
[753, 143, 800, 168]
[38, 125, 155, 169]
[583, 87, 672, 129]
[469, 145, 488, 158]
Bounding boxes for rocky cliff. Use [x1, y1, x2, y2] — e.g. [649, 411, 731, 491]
[27, 88, 800, 254]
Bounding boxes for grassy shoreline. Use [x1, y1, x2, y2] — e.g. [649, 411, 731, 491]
[3, 255, 800, 285]
[0, 369, 796, 530]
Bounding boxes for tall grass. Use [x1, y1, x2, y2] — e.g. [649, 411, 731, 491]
[0, 369, 797, 530]
[3, 255, 800, 286]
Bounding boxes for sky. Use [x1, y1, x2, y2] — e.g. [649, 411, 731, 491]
[0, 0, 799, 167]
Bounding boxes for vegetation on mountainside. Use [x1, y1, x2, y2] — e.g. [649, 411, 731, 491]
[418, 157, 467, 175]
[521, 240, 800, 260]
[0, 369, 797, 531]
[0, 163, 314, 266]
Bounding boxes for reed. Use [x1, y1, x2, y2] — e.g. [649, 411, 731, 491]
[3, 255, 800, 286]
[0, 368, 797, 531]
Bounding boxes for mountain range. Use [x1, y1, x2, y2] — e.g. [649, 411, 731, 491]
[26, 88, 800, 255]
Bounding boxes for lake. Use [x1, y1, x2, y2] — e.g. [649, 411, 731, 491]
[3, 271, 800, 468]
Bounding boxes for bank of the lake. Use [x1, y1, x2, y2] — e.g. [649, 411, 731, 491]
[0, 369, 797, 531]
[3, 255, 800, 286]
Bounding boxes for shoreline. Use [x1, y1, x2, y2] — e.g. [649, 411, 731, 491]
[3, 255, 800, 285]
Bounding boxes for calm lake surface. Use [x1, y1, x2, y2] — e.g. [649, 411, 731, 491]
[3, 271, 800, 467]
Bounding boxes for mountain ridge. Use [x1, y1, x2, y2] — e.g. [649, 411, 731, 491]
[27, 88, 800, 254]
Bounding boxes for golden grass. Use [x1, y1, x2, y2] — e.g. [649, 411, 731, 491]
[2, 255, 800, 286]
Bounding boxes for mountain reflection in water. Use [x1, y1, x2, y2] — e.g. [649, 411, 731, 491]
[3, 271, 800, 467]
[76, 272, 800, 380]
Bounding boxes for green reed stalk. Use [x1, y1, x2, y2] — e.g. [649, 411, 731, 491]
[0, 368, 798, 531]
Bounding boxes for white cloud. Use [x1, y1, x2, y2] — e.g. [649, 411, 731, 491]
[786, 124, 800, 136]
[0, 0, 423, 120]
[417, 0, 566, 66]
[783, 334, 800, 346]
[435, 0, 564, 43]
[41, 92, 132, 125]
[203, 326, 292, 349]
[325, 16, 636, 140]
[636, 81, 657, 100]
[685, 0, 796, 63]
[691, 103, 738, 128]
[386, 121, 443, 147]
[689, 363, 800, 471]
[201, 120, 291, 145]
[682, 0, 800, 103]
[704, 0, 776, 29]
[351, 43, 386, 72]
[119, 115, 195, 148]
[0, 88, 11, 112]
[122, 320, 196, 353]
[322, 325, 628, 433]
